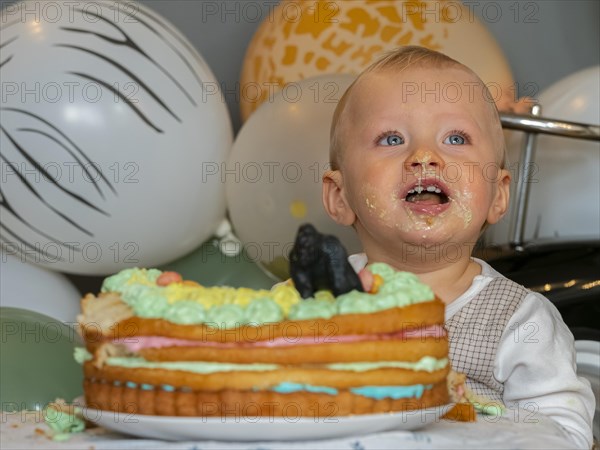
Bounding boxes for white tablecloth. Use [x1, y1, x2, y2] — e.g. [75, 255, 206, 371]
[1, 409, 575, 449]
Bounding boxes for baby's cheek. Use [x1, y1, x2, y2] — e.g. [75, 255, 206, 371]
[449, 188, 474, 229]
[356, 183, 394, 227]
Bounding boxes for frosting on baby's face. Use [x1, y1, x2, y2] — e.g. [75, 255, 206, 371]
[325, 65, 509, 263]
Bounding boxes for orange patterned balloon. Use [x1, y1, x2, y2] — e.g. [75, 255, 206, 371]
[240, 0, 515, 121]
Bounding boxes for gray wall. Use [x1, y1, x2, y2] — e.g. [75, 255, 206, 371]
[136, 0, 600, 133]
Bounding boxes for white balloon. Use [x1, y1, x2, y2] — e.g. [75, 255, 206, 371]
[486, 66, 600, 245]
[0, 253, 80, 323]
[0, 1, 232, 274]
[226, 74, 362, 280]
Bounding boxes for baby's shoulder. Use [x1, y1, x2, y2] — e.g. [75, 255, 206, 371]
[464, 274, 530, 316]
[503, 289, 575, 348]
[473, 261, 556, 315]
[465, 269, 567, 333]
[509, 287, 562, 319]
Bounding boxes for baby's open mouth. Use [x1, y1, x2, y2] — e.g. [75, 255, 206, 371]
[405, 183, 450, 205]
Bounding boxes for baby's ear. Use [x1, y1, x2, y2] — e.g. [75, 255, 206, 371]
[322, 170, 355, 226]
[487, 168, 511, 224]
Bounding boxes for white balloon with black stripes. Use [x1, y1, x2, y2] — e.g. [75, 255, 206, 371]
[0, 0, 232, 274]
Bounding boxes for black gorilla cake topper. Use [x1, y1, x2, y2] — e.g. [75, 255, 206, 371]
[289, 224, 363, 299]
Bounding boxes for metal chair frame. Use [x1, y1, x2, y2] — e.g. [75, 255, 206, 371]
[499, 108, 600, 250]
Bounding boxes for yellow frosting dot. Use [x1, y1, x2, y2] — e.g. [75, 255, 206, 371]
[270, 284, 301, 315]
[289, 200, 307, 218]
[314, 290, 335, 302]
[164, 285, 209, 304]
[160, 283, 309, 315]
[127, 273, 157, 287]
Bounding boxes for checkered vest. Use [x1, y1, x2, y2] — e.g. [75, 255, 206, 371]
[445, 277, 530, 403]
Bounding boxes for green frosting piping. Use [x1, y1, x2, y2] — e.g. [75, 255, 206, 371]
[163, 301, 206, 325]
[288, 298, 337, 320]
[245, 297, 284, 325]
[73, 347, 92, 364]
[105, 357, 278, 373]
[104, 356, 447, 374]
[327, 357, 448, 373]
[100, 263, 435, 328]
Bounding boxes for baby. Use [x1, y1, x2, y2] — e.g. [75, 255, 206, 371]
[322, 46, 594, 448]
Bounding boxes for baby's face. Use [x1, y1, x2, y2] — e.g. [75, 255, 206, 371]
[329, 66, 510, 256]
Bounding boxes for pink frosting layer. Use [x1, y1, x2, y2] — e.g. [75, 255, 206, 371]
[114, 325, 446, 352]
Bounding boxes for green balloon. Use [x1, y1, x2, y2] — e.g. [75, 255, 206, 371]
[0, 308, 83, 411]
[161, 239, 280, 289]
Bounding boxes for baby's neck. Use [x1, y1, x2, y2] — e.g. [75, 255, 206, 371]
[414, 260, 482, 304]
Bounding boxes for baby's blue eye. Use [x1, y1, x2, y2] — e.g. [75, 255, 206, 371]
[444, 134, 466, 145]
[379, 134, 404, 146]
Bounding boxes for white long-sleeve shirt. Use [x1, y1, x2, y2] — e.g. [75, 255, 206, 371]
[349, 254, 595, 448]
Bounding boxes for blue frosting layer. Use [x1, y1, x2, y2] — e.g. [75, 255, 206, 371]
[268, 383, 433, 400]
[270, 382, 338, 396]
[350, 384, 431, 400]
[96, 379, 432, 400]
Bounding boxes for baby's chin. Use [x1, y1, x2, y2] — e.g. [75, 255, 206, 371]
[393, 217, 478, 254]
[356, 208, 480, 257]
[399, 231, 456, 251]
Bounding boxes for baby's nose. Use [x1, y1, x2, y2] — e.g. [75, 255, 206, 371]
[408, 160, 440, 169]
[404, 149, 444, 171]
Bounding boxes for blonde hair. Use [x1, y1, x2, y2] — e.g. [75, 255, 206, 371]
[329, 46, 506, 170]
